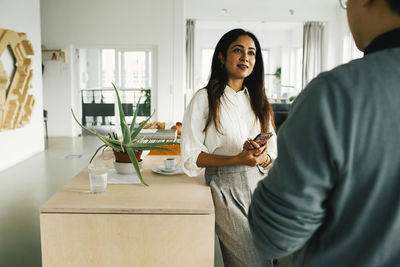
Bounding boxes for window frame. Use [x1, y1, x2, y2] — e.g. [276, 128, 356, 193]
[76, 45, 157, 124]
[99, 48, 153, 90]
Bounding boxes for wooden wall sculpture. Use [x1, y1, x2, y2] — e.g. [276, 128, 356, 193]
[0, 28, 35, 131]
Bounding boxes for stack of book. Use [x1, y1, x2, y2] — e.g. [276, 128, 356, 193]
[136, 129, 179, 143]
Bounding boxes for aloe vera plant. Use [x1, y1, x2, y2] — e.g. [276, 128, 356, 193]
[71, 83, 177, 186]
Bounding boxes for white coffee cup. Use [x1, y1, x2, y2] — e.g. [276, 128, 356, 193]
[164, 158, 176, 170]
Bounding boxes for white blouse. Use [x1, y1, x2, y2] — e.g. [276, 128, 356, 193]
[181, 86, 278, 177]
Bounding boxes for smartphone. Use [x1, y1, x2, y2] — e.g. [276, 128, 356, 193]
[253, 132, 273, 146]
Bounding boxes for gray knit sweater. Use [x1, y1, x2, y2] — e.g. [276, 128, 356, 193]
[249, 47, 400, 267]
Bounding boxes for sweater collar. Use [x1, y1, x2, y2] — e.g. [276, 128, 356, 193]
[364, 27, 400, 56]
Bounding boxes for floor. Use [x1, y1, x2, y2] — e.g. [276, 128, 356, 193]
[0, 136, 292, 267]
[0, 136, 103, 266]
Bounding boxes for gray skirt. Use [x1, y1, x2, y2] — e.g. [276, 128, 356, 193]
[205, 165, 272, 267]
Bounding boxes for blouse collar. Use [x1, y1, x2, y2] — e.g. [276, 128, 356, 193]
[224, 85, 249, 96]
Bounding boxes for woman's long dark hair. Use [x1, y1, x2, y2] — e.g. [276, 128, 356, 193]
[204, 28, 274, 134]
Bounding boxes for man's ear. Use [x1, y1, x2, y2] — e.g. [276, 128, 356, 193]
[218, 52, 225, 64]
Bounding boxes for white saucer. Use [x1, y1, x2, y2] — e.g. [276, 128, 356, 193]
[152, 165, 183, 175]
[158, 165, 179, 172]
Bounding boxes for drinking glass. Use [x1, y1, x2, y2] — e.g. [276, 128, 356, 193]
[88, 163, 108, 194]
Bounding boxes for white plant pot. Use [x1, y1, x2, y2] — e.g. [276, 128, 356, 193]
[113, 160, 142, 175]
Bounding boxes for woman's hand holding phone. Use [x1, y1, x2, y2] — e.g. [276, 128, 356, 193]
[243, 132, 273, 151]
[243, 139, 262, 151]
[238, 132, 271, 166]
[236, 147, 268, 166]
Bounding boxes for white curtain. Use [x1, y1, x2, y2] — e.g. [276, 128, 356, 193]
[186, 20, 195, 91]
[185, 19, 195, 108]
[302, 21, 325, 88]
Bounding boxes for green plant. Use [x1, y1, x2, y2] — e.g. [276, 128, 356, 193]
[266, 67, 282, 80]
[71, 83, 177, 186]
[274, 67, 281, 80]
[137, 89, 151, 116]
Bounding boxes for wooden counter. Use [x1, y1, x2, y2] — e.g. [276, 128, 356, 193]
[40, 156, 214, 267]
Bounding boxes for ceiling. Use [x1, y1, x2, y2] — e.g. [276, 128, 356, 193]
[196, 21, 302, 31]
[186, 0, 344, 23]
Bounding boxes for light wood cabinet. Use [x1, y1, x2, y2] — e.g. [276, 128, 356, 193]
[40, 156, 214, 267]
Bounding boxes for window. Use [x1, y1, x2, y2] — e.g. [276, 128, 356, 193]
[99, 49, 152, 89]
[78, 48, 153, 126]
[101, 49, 116, 88]
[262, 49, 277, 98]
[342, 32, 363, 63]
[200, 48, 214, 88]
[294, 47, 303, 93]
[79, 48, 152, 90]
[262, 50, 270, 74]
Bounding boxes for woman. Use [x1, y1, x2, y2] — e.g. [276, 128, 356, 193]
[181, 29, 277, 267]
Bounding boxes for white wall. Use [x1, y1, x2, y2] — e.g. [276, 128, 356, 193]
[0, 0, 44, 171]
[40, 0, 185, 137]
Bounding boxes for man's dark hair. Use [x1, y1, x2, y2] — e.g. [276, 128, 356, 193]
[386, 0, 400, 15]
